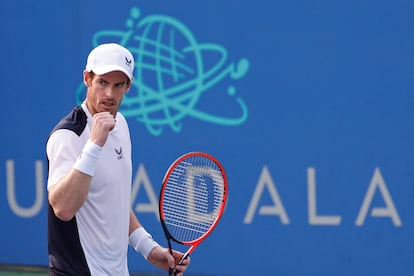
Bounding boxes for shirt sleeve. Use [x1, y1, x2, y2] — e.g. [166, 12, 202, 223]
[46, 129, 85, 190]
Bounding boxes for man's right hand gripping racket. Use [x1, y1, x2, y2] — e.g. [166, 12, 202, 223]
[159, 152, 228, 275]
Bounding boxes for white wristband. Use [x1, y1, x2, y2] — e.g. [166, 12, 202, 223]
[73, 140, 102, 176]
[129, 227, 160, 259]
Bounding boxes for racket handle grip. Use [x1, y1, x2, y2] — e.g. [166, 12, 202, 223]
[169, 267, 181, 276]
[169, 254, 189, 276]
[172, 253, 190, 275]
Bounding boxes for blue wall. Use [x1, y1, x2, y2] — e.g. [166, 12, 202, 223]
[2, 0, 414, 275]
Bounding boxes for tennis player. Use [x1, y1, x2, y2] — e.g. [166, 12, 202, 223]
[46, 43, 190, 275]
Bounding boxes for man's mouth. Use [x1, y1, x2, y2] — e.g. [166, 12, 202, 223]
[102, 101, 115, 107]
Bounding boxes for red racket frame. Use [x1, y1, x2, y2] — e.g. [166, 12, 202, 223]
[159, 151, 228, 261]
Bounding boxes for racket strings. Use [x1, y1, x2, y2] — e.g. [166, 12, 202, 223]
[162, 157, 225, 242]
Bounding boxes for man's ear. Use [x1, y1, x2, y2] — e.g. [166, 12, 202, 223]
[125, 77, 133, 93]
[83, 70, 91, 87]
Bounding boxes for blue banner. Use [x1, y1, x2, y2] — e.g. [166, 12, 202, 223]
[1, 0, 414, 275]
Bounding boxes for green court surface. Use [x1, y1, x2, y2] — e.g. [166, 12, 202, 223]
[0, 266, 47, 276]
[0, 265, 164, 276]
[0, 265, 204, 276]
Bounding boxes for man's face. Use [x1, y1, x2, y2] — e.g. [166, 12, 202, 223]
[84, 71, 131, 116]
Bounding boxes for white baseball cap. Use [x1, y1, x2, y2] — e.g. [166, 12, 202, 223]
[85, 43, 134, 81]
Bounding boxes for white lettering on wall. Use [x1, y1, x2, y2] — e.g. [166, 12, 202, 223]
[355, 167, 402, 226]
[185, 165, 224, 223]
[243, 166, 401, 227]
[243, 166, 290, 224]
[308, 167, 341, 225]
[2, 160, 403, 228]
[6, 160, 44, 218]
[131, 164, 159, 220]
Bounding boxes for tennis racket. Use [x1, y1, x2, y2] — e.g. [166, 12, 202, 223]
[159, 152, 228, 276]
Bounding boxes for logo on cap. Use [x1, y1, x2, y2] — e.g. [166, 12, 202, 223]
[125, 57, 132, 67]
